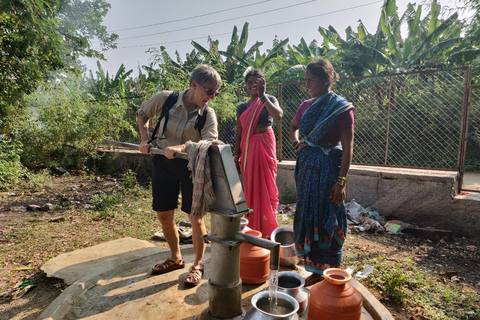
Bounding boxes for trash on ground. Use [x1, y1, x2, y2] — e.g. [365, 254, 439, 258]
[0, 278, 37, 302]
[354, 265, 374, 280]
[384, 221, 402, 234]
[49, 216, 65, 223]
[278, 203, 296, 216]
[27, 204, 41, 211]
[152, 220, 193, 244]
[345, 200, 386, 233]
[345, 266, 355, 275]
[12, 267, 35, 271]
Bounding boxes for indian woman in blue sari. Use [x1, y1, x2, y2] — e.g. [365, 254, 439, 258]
[289, 59, 354, 286]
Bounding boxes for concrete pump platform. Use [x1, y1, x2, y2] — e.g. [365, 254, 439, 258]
[39, 237, 393, 320]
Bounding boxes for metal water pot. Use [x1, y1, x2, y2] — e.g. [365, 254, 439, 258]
[270, 227, 300, 268]
[245, 291, 299, 320]
[277, 271, 309, 316]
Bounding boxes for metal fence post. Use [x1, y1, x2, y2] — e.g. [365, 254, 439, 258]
[457, 66, 473, 194]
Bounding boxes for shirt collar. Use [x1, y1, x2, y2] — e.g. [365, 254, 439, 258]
[175, 89, 206, 115]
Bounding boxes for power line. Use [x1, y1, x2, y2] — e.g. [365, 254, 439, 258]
[112, 0, 273, 32]
[118, 0, 317, 41]
[117, 0, 383, 49]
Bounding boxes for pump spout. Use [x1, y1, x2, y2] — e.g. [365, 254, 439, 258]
[235, 231, 280, 271]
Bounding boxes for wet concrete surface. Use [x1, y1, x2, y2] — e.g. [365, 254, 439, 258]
[39, 237, 389, 320]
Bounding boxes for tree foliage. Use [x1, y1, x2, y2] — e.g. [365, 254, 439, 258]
[0, 0, 117, 118]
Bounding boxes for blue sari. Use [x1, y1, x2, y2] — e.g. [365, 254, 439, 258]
[294, 92, 353, 275]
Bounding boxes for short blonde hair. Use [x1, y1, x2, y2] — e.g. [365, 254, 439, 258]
[190, 65, 222, 88]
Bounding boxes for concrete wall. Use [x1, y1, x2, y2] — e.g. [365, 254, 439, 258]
[277, 162, 480, 240]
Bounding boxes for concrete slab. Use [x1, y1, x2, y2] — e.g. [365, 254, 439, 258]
[40, 238, 392, 320]
[41, 237, 161, 285]
[463, 172, 480, 192]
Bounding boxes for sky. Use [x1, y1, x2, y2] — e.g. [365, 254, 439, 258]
[81, 0, 466, 76]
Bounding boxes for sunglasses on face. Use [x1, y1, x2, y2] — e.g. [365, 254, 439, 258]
[198, 83, 220, 97]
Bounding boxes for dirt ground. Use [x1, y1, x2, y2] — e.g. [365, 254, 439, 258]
[0, 174, 479, 320]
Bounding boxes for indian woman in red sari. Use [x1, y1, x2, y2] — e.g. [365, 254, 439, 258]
[234, 69, 283, 239]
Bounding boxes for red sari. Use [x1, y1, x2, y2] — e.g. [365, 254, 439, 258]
[239, 97, 279, 238]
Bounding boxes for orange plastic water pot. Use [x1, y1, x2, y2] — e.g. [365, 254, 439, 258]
[308, 268, 362, 320]
[240, 230, 270, 284]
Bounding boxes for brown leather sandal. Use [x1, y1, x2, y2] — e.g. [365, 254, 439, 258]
[152, 258, 185, 275]
[184, 264, 204, 286]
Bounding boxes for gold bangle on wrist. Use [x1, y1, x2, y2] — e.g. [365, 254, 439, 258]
[336, 176, 347, 186]
[292, 139, 300, 149]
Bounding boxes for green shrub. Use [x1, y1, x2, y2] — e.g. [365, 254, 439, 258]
[17, 77, 133, 170]
[92, 192, 123, 212]
[22, 169, 53, 191]
[122, 169, 138, 190]
[0, 136, 26, 189]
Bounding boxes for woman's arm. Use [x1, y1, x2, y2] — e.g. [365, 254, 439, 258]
[289, 117, 300, 143]
[256, 78, 283, 121]
[263, 96, 283, 121]
[234, 114, 243, 173]
[330, 129, 354, 205]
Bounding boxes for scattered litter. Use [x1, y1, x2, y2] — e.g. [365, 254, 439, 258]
[345, 200, 386, 233]
[0, 278, 37, 302]
[349, 226, 365, 233]
[94, 176, 103, 182]
[42, 203, 55, 211]
[466, 245, 477, 252]
[12, 267, 35, 271]
[278, 203, 296, 216]
[345, 199, 365, 223]
[27, 204, 41, 211]
[152, 231, 165, 241]
[10, 206, 27, 212]
[152, 220, 193, 244]
[384, 222, 402, 234]
[105, 175, 117, 182]
[358, 216, 384, 233]
[345, 266, 355, 275]
[354, 265, 374, 280]
[49, 216, 65, 223]
[56, 167, 69, 175]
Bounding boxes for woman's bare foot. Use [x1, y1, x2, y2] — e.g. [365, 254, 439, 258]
[305, 273, 324, 287]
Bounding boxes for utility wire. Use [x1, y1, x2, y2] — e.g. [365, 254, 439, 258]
[119, 0, 317, 40]
[117, 0, 383, 49]
[112, 0, 272, 32]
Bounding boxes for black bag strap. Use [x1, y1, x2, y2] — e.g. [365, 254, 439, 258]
[147, 91, 179, 144]
[147, 91, 210, 144]
[194, 106, 209, 133]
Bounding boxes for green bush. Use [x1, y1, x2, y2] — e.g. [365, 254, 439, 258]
[17, 77, 133, 169]
[0, 136, 26, 189]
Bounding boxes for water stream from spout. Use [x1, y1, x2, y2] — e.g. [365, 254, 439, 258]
[268, 269, 279, 312]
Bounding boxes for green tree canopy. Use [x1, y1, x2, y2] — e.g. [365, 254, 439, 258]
[0, 0, 117, 119]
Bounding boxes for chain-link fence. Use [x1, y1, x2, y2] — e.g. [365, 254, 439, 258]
[271, 68, 470, 171]
[117, 67, 476, 173]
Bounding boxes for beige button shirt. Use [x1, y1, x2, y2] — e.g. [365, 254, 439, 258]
[136, 90, 218, 149]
